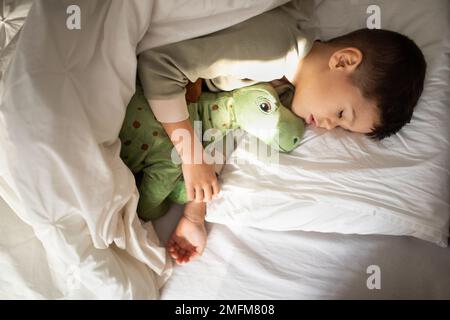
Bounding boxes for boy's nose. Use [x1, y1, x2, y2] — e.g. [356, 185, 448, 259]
[321, 118, 336, 130]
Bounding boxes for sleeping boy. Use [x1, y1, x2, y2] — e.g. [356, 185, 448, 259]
[136, 7, 426, 264]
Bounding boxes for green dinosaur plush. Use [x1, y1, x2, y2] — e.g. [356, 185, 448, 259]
[119, 80, 305, 221]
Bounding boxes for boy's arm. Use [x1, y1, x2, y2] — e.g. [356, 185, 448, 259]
[158, 111, 220, 203]
[137, 9, 311, 103]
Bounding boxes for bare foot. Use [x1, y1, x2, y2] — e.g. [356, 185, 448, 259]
[167, 202, 207, 264]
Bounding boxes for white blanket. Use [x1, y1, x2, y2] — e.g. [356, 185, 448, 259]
[0, 0, 288, 299]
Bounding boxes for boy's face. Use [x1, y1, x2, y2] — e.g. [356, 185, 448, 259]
[291, 46, 380, 134]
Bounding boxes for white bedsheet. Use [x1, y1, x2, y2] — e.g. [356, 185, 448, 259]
[0, 0, 288, 299]
[156, 204, 450, 299]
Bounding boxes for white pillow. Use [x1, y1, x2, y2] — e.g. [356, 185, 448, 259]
[206, 0, 450, 247]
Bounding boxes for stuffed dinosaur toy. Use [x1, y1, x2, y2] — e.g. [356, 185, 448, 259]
[119, 80, 305, 221]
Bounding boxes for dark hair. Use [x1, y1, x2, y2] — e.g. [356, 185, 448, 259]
[325, 29, 427, 141]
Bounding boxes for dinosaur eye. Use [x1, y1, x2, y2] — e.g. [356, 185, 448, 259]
[259, 102, 272, 113]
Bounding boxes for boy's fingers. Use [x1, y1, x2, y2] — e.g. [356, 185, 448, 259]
[212, 181, 220, 196]
[178, 253, 188, 264]
[203, 185, 212, 202]
[187, 250, 196, 261]
[194, 186, 204, 203]
[186, 185, 195, 202]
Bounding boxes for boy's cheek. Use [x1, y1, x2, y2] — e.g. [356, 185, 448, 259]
[291, 102, 305, 120]
[291, 91, 307, 118]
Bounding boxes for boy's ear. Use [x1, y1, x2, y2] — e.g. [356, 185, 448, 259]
[329, 47, 363, 73]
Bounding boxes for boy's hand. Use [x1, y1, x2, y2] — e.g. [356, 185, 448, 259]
[167, 201, 207, 264]
[167, 215, 206, 264]
[160, 117, 221, 203]
[182, 161, 220, 202]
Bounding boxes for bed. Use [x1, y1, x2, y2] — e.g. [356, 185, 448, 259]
[0, 0, 449, 299]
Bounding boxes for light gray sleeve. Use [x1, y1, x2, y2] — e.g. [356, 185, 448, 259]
[137, 8, 310, 100]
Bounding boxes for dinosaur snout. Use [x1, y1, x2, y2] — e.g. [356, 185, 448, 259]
[276, 135, 301, 152]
